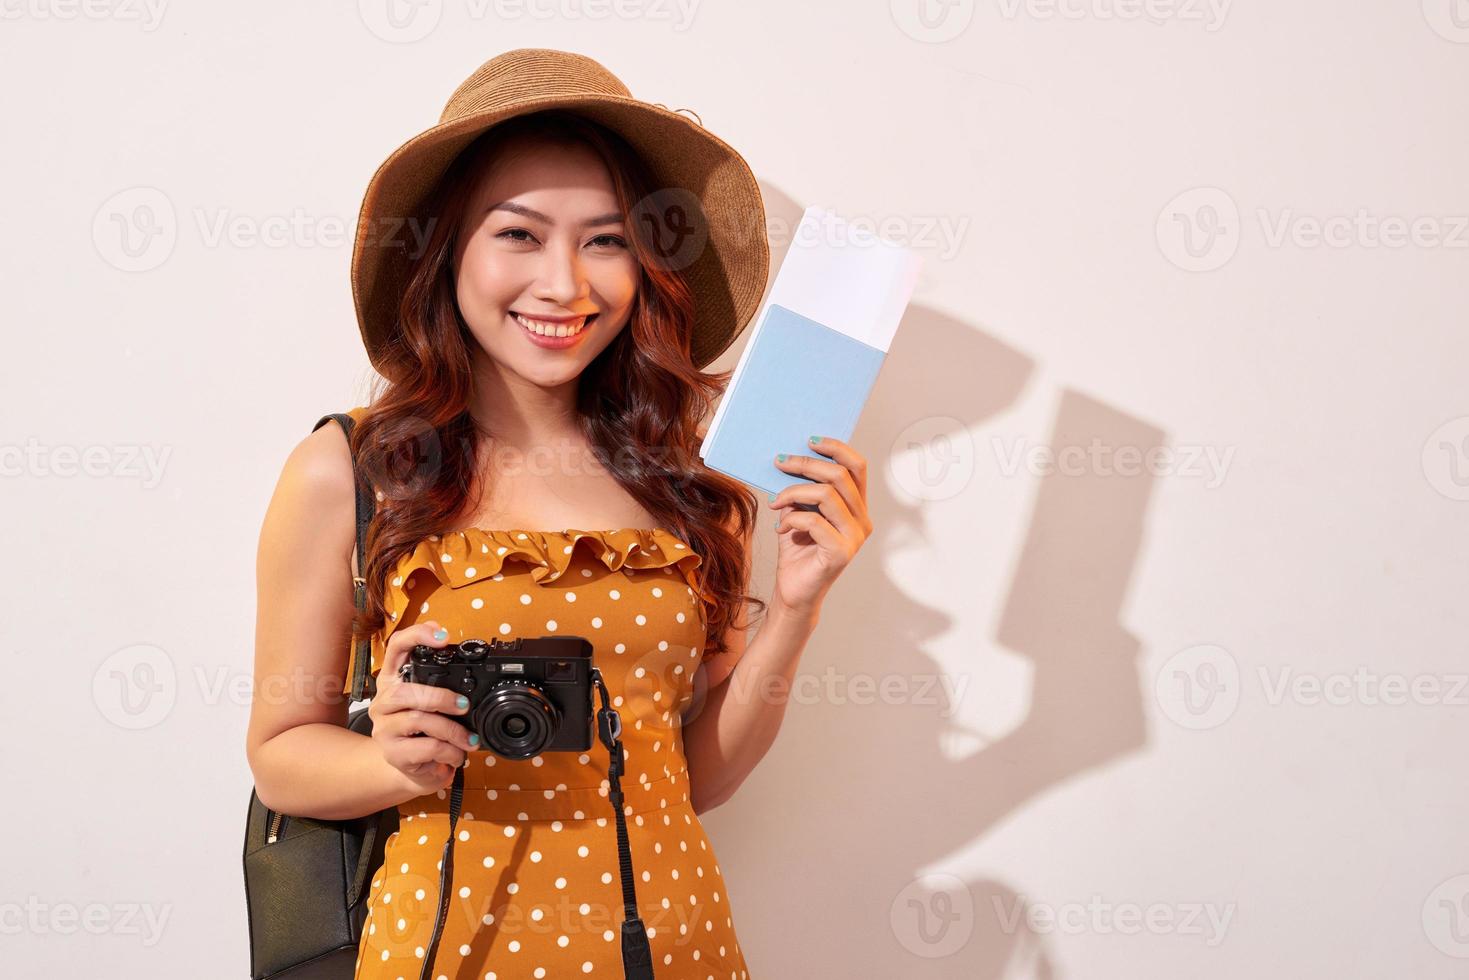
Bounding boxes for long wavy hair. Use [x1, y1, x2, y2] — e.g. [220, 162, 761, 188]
[346, 109, 763, 670]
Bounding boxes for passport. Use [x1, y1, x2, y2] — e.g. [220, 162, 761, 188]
[699, 205, 924, 495]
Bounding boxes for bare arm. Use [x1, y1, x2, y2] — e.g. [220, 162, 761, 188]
[244, 421, 427, 820]
[681, 515, 821, 814]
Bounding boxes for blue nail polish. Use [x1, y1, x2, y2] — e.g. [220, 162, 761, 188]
[456, 695, 469, 709]
[433, 628, 448, 641]
[767, 492, 776, 502]
[776, 453, 787, 462]
[809, 435, 821, 445]
[468, 733, 480, 747]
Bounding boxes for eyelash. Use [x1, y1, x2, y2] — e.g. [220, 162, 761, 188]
[497, 228, 627, 249]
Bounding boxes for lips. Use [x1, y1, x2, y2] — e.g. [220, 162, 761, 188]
[511, 311, 597, 337]
[510, 310, 598, 349]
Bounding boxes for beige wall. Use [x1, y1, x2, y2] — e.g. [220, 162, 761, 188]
[3, 2, 1466, 977]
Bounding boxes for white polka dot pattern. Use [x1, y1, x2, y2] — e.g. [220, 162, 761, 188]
[350, 527, 747, 979]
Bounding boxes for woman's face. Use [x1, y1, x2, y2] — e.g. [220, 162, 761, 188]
[451, 136, 638, 388]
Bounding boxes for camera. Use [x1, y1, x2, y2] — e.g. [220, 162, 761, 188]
[397, 636, 596, 760]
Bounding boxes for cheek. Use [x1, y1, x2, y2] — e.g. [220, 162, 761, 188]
[456, 240, 520, 313]
[589, 256, 640, 311]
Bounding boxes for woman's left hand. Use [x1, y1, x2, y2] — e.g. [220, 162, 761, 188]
[767, 435, 874, 616]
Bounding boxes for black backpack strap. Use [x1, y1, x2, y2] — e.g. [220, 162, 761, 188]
[313, 412, 377, 702]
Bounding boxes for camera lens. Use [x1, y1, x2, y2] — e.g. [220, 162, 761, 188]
[471, 681, 560, 760]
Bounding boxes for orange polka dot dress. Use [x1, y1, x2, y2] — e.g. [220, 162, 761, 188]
[349, 521, 752, 980]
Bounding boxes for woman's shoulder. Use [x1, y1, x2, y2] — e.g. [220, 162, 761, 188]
[279, 409, 359, 517]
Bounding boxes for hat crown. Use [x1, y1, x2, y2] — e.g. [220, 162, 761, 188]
[441, 48, 632, 124]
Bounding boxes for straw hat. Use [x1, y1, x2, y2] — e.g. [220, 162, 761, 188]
[351, 47, 770, 371]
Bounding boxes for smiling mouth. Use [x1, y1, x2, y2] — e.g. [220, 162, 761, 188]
[511, 311, 598, 338]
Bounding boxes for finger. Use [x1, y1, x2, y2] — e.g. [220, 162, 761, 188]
[395, 733, 468, 769]
[384, 679, 471, 719]
[387, 708, 477, 752]
[775, 505, 848, 555]
[768, 481, 861, 540]
[798, 436, 868, 499]
[381, 620, 452, 686]
[772, 452, 866, 530]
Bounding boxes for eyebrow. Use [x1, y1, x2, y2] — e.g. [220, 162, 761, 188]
[487, 201, 624, 228]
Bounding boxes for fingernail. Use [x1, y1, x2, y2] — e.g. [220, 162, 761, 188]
[776, 453, 787, 462]
[809, 435, 821, 445]
[767, 492, 776, 503]
[456, 695, 469, 709]
[775, 517, 781, 530]
[433, 628, 448, 641]
[468, 733, 480, 747]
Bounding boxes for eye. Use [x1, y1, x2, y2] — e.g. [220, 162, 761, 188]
[589, 234, 627, 249]
[496, 227, 537, 243]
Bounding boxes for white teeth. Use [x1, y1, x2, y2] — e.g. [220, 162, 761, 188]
[513, 312, 588, 337]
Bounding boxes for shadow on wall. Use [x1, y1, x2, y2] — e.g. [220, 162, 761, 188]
[698, 184, 1163, 978]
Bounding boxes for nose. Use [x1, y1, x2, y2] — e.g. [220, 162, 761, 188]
[530, 238, 591, 311]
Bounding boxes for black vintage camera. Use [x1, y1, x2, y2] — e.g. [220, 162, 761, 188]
[397, 636, 596, 759]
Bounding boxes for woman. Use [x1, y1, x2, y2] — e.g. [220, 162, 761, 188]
[246, 49, 872, 979]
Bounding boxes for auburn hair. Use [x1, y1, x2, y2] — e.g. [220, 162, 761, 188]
[345, 109, 763, 672]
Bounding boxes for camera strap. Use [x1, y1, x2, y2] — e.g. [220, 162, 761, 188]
[417, 667, 655, 980]
[593, 666, 656, 979]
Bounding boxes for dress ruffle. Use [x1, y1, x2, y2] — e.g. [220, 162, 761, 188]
[360, 528, 705, 686]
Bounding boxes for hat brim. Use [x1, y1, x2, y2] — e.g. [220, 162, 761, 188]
[351, 94, 769, 371]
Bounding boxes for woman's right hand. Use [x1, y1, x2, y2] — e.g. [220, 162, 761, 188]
[368, 621, 479, 796]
